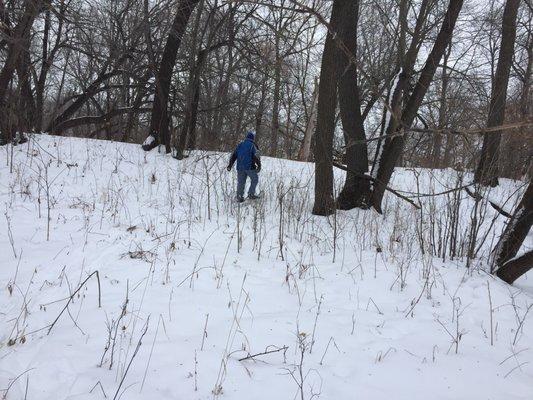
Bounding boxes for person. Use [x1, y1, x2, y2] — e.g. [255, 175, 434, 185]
[227, 131, 261, 202]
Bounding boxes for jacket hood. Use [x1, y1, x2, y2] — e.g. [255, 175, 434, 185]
[246, 131, 256, 141]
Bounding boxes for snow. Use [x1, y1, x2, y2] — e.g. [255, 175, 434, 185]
[1, 135, 532, 400]
[143, 135, 156, 147]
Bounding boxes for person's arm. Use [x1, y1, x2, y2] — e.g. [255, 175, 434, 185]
[227, 149, 237, 171]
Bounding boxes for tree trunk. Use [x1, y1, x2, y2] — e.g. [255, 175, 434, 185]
[255, 75, 268, 140]
[147, 0, 200, 153]
[298, 77, 318, 162]
[474, 0, 520, 187]
[0, 0, 9, 52]
[371, 0, 464, 213]
[336, 0, 370, 210]
[519, 32, 532, 118]
[0, 0, 41, 142]
[371, 0, 430, 175]
[431, 43, 451, 168]
[207, 6, 236, 150]
[493, 182, 533, 284]
[176, 49, 207, 159]
[35, 7, 50, 132]
[496, 251, 533, 285]
[16, 34, 36, 132]
[47, 61, 127, 134]
[312, 1, 343, 216]
[270, 35, 282, 157]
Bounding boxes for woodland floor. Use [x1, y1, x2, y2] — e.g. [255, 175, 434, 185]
[1, 135, 532, 400]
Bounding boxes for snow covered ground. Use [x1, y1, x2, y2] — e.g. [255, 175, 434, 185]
[1, 134, 532, 400]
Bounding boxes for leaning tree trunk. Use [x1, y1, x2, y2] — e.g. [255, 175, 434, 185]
[371, 0, 464, 213]
[146, 0, 200, 153]
[496, 251, 533, 285]
[336, 0, 370, 210]
[494, 181, 533, 284]
[370, 0, 429, 188]
[46, 57, 129, 134]
[474, 0, 520, 187]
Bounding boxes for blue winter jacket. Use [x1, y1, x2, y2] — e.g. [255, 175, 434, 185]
[228, 132, 261, 171]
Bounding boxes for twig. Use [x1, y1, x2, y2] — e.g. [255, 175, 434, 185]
[405, 276, 429, 317]
[464, 187, 513, 218]
[1, 368, 35, 400]
[201, 313, 209, 351]
[487, 282, 494, 346]
[309, 295, 323, 354]
[47, 270, 101, 335]
[367, 297, 383, 315]
[141, 315, 162, 391]
[319, 337, 340, 365]
[238, 345, 288, 362]
[113, 316, 150, 400]
[89, 381, 108, 398]
[332, 162, 421, 210]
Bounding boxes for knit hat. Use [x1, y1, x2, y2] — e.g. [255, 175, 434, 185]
[246, 131, 256, 140]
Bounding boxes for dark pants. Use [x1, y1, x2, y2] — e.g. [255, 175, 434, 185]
[237, 169, 258, 199]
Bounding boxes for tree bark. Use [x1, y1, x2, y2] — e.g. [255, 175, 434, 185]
[312, 1, 343, 216]
[371, 0, 464, 213]
[176, 49, 207, 158]
[371, 0, 430, 177]
[16, 34, 36, 132]
[519, 32, 532, 118]
[336, 0, 370, 210]
[255, 75, 268, 140]
[494, 181, 533, 284]
[35, 3, 65, 132]
[147, 0, 201, 153]
[0, 0, 41, 142]
[270, 35, 282, 157]
[431, 43, 451, 168]
[474, 0, 520, 187]
[496, 251, 533, 285]
[298, 77, 318, 162]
